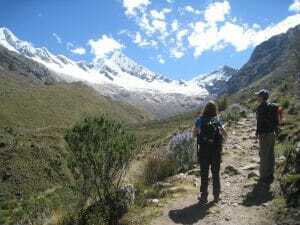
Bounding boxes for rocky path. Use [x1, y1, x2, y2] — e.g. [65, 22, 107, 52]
[151, 116, 275, 225]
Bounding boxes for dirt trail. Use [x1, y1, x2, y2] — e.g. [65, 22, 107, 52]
[151, 116, 275, 225]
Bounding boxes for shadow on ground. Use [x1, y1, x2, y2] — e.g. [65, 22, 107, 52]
[168, 201, 214, 225]
[243, 182, 274, 206]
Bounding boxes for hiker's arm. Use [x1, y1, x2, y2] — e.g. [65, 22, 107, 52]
[219, 126, 228, 140]
[193, 127, 200, 138]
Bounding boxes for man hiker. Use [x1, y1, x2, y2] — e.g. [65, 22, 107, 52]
[255, 89, 281, 186]
[193, 101, 227, 204]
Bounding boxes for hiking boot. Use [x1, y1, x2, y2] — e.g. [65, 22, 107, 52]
[198, 194, 208, 205]
[213, 195, 220, 203]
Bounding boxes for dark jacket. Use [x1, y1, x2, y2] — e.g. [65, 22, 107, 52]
[256, 101, 277, 135]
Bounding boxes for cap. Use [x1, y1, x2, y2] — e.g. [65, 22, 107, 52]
[255, 89, 269, 100]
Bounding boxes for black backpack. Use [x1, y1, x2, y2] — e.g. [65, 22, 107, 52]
[198, 117, 222, 145]
[266, 103, 279, 130]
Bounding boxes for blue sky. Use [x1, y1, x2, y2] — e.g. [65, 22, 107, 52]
[1, 0, 300, 80]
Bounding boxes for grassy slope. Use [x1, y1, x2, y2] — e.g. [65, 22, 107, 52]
[0, 71, 153, 224]
[0, 72, 149, 129]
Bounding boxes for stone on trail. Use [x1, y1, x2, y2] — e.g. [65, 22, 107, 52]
[186, 168, 201, 176]
[166, 173, 187, 183]
[248, 171, 259, 179]
[241, 163, 258, 171]
[146, 198, 160, 206]
[153, 182, 173, 188]
[223, 165, 241, 176]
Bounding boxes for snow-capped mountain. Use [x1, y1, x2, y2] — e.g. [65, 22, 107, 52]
[0, 27, 235, 118]
[190, 66, 237, 95]
[0, 27, 207, 96]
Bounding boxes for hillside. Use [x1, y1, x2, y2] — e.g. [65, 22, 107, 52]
[224, 25, 300, 142]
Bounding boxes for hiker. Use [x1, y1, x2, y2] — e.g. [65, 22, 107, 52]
[193, 101, 227, 204]
[255, 89, 281, 186]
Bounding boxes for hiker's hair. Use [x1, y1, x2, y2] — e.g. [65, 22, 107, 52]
[202, 101, 218, 118]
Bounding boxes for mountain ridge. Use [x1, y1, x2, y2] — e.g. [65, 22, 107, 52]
[0, 27, 235, 96]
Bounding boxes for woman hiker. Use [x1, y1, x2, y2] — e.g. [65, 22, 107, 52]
[193, 101, 227, 204]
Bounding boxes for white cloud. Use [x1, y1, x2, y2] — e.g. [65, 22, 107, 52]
[66, 42, 74, 49]
[71, 47, 86, 55]
[157, 55, 165, 64]
[170, 48, 185, 59]
[121, 0, 300, 60]
[133, 32, 157, 47]
[176, 29, 188, 42]
[289, 0, 300, 12]
[88, 35, 124, 59]
[204, 1, 230, 23]
[189, 14, 300, 57]
[171, 20, 179, 32]
[123, 0, 150, 16]
[150, 8, 171, 20]
[52, 33, 62, 44]
[185, 5, 194, 13]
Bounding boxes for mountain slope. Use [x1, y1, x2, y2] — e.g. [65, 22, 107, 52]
[0, 65, 150, 129]
[226, 25, 300, 95]
[190, 65, 237, 95]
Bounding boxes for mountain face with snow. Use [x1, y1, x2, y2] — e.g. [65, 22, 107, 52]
[191, 66, 238, 95]
[0, 27, 236, 118]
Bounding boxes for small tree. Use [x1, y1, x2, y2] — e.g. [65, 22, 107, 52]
[65, 117, 137, 225]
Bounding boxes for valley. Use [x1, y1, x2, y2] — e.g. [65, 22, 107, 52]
[0, 23, 299, 225]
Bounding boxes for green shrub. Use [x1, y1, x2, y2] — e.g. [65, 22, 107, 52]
[65, 117, 137, 225]
[281, 99, 290, 109]
[220, 111, 240, 126]
[217, 97, 228, 112]
[143, 153, 176, 185]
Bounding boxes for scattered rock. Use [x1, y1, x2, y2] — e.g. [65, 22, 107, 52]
[153, 182, 173, 188]
[244, 182, 256, 188]
[186, 168, 200, 176]
[248, 171, 259, 179]
[146, 198, 160, 206]
[166, 173, 187, 183]
[241, 163, 258, 171]
[223, 165, 241, 176]
[232, 202, 239, 207]
[166, 186, 188, 194]
[193, 177, 200, 187]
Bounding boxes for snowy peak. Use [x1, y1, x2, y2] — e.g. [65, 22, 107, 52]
[0, 27, 230, 96]
[192, 65, 237, 87]
[108, 51, 158, 82]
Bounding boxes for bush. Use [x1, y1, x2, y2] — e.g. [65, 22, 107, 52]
[217, 97, 228, 112]
[143, 152, 176, 185]
[168, 131, 197, 172]
[220, 111, 240, 126]
[65, 117, 137, 225]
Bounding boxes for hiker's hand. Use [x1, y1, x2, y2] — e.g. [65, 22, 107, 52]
[193, 127, 200, 137]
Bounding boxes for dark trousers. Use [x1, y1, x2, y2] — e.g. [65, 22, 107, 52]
[198, 143, 221, 197]
[258, 132, 276, 184]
